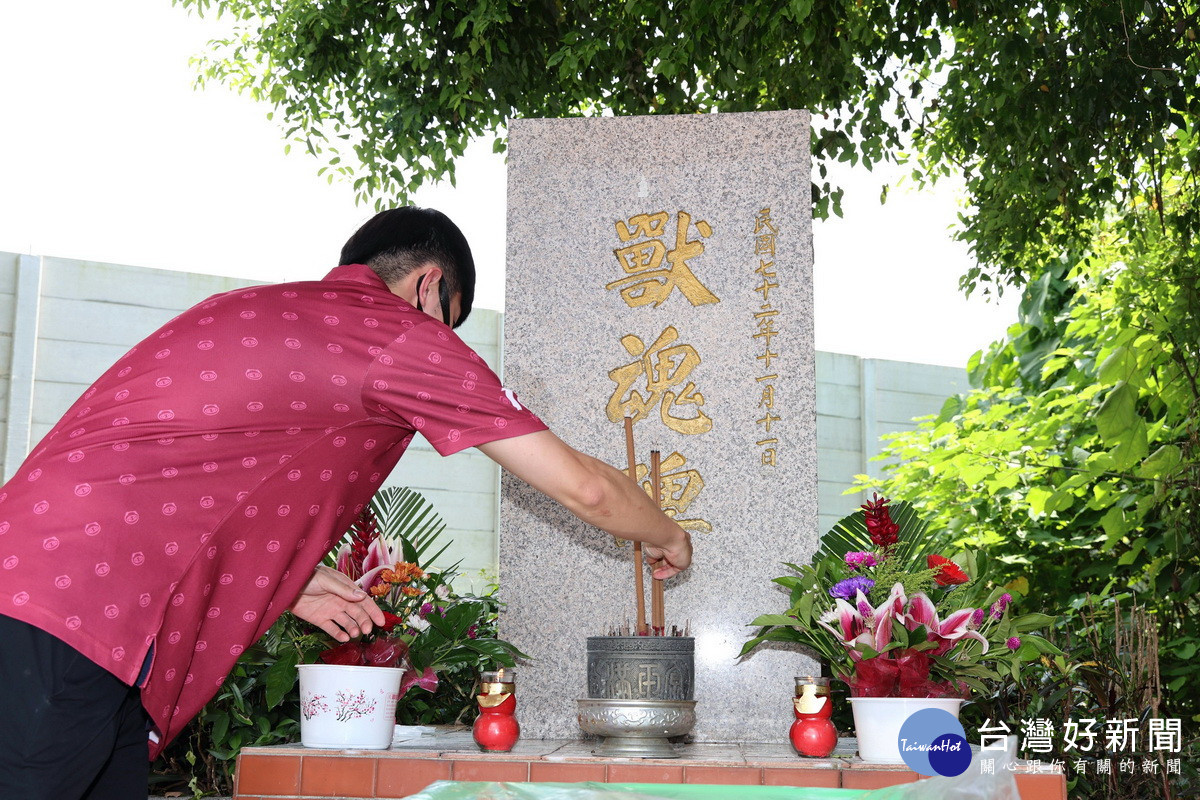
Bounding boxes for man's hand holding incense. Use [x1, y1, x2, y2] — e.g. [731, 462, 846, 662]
[643, 529, 692, 579]
[291, 565, 386, 642]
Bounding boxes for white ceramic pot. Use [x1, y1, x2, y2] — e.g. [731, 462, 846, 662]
[848, 696, 964, 763]
[297, 664, 404, 749]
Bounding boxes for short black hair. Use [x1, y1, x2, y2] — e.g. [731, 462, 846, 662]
[339, 206, 475, 328]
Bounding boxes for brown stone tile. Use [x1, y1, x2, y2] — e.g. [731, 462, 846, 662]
[762, 767, 840, 788]
[1015, 772, 1068, 800]
[301, 754, 376, 797]
[452, 759, 530, 782]
[375, 757, 453, 798]
[841, 769, 920, 790]
[683, 765, 762, 785]
[235, 752, 302, 796]
[606, 762, 686, 784]
[529, 762, 609, 782]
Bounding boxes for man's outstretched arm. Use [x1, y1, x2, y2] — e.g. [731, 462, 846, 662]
[477, 429, 692, 579]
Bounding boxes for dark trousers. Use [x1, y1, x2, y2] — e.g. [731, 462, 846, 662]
[0, 615, 149, 800]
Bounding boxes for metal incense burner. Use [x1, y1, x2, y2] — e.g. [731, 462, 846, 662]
[576, 635, 696, 758]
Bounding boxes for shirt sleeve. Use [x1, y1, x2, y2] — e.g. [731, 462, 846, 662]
[362, 319, 548, 456]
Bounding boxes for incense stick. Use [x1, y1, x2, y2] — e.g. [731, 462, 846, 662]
[650, 449, 665, 635]
[624, 417, 648, 636]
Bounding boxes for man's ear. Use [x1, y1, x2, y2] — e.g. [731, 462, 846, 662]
[417, 266, 444, 302]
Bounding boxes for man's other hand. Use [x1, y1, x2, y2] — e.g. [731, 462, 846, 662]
[290, 565, 386, 642]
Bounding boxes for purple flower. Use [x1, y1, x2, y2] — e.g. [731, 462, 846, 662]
[467, 624, 478, 640]
[857, 599, 873, 618]
[1006, 636, 1021, 651]
[991, 593, 1013, 620]
[972, 608, 985, 627]
[844, 551, 878, 570]
[419, 602, 434, 618]
[830, 576, 875, 600]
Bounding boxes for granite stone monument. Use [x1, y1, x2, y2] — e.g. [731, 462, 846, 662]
[500, 110, 818, 742]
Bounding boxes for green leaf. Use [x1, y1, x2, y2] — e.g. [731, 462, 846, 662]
[1021, 634, 1064, 656]
[1108, 419, 1149, 471]
[1097, 346, 1136, 385]
[1009, 613, 1055, 631]
[1026, 486, 1053, 516]
[1094, 382, 1138, 444]
[749, 613, 803, 627]
[262, 647, 300, 709]
[1100, 507, 1128, 549]
[1138, 444, 1182, 479]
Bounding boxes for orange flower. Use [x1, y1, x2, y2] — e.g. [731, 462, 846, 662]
[379, 568, 398, 584]
[401, 586, 422, 597]
[392, 562, 425, 582]
[369, 583, 391, 597]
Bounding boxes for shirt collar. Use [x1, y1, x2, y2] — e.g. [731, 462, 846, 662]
[322, 264, 390, 289]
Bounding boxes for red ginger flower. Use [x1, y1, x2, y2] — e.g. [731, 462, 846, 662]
[927, 554, 969, 586]
[339, 506, 382, 581]
[861, 493, 899, 551]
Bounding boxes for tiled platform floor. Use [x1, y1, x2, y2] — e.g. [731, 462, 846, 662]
[233, 728, 1066, 799]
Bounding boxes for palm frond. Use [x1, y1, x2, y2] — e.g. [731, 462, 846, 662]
[815, 499, 931, 574]
[328, 487, 450, 569]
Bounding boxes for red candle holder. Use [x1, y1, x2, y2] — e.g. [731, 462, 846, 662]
[790, 675, 837, 758]
[473, 669, 520, 752]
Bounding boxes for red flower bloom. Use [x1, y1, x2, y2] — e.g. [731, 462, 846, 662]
[927, 554, 969, 586]
[861, 494, 899, 551]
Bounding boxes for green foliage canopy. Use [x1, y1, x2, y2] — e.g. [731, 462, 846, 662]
[175, 0, 1200, 289]
[865, 188, 1200, 722]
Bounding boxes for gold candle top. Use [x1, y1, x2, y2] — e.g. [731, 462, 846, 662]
[793, 676, 830, 694]
[480, 669, 515, 695]
[793, 676, 830, 714]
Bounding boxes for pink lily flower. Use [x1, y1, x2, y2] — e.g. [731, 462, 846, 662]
[819, 583, 909, 660]
[817, 593, 872, 659]
[335, 536, 396, 582]
[361, 537, 394, 576]
[354, 538, 400, 594]
[868, 583, 908, 654]
[334, 543, 358, 579]
[906, 592, 989, 656]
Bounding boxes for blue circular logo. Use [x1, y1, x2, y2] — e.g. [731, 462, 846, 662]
[897, 708, 971, 777]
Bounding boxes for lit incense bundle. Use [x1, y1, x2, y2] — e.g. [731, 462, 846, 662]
[624, 417, 648, 635]
[650, 449, 665, 635]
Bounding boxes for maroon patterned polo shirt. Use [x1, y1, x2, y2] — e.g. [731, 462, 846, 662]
[0, 264, 545, 755]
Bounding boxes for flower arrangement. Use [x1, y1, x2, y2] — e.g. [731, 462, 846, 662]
[304, 487, 527, 703]
[741, 495, 1059, 698]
